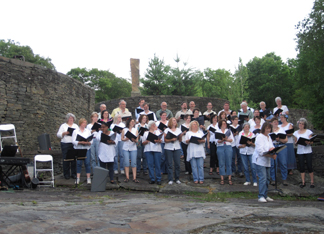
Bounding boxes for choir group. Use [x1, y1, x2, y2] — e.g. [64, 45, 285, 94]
[57, 97, 316, 202]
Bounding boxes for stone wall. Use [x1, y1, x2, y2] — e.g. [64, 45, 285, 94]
[96, 95, 228, 117]
[0, 56, 95, 153]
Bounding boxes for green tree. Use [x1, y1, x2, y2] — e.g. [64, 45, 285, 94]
[246, 52, 293, 109]
[67, 68, 131, 102]
[295, 0, 324, 129]
[140, 54, 173, 95]
[0, 39, 55, 70]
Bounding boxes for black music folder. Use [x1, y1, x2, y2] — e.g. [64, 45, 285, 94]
[208, 126, 216, 133]
[76, 134, 94, 142]
[147, 113, 155, 121]
[101, 120, 113, 129]
[125, 131, 137, 142]
[296, 135, 317, 146]
[158, 122, 168, 131]
[189, 133, 208, 144]
[91, 122, 102, 132]
[273, 108, 283, 116]
[122, 115, 132, 122]
[269, 133, 286, 141]
[136, 108, 144, 115]
[112, 125, 124, 133]
[215, 132, 225, 140]
[165, 131, 180, 140]
[181, 125, 189, 132]
[253, 129, 261, 135]
[263, 145, 287, 156]
[238, 114, 248, 124]
[180, 114, 194, 120]
[230, 126, 242, 134]
[285, 129, 294, 134]
[100, 133, 116, 145]
[138, 127, 148, 136]
[239, 136, 256, 146]
[66, 149, 87, 160]
[147, 132, 163, 143]
[67, 127, 75, 136]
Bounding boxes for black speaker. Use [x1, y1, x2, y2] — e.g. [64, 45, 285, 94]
[91, 167, 109, 192]
[38, 134, 51, 150]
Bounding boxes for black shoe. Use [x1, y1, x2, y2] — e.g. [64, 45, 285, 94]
[300, 182, 306, 188]
[157, 181, 161, 185]
[64, 176, 70, 180]
[71, 175, 77, 179]
[144, 171, 148, 175]
[149, 181, 155, 184]
[110, 181, 115, 184]
[282, 180, 288, 186]
[310, 184, 315, 188]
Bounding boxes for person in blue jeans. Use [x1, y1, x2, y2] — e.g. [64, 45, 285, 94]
[121, 119, 139, 183]
[237, 123, 257, 186]
[112, 114, 126, 174]
[135, 115, 148, 175]
[252, 122, 276, 203]
[185, 121, 206, 184]
[142, 121, 163, 185]
[86, 112, 100, 171]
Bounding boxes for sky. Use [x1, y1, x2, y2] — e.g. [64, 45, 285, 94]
[1, 0, 314, 80]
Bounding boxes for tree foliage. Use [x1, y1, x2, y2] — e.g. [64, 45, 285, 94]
[0, 39, 55, 70]
[294, 0, 324, 129]
[67, 68, 131, 103]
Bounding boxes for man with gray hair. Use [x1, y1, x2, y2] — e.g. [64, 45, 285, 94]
[238, 102, 253, 123]
[156, 102, 173, 120]
[97, 104, 106, 119]
[111, 99, 131, 119]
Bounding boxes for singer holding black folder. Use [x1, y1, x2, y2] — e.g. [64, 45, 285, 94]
[135, 115, 148, 175]
[181, 115, 192, 175]
[112, 114, 126, 175]
[87, 112, 100, 170]
[252, 122, 275, 203]
[72, 118, 92, 185]
[216, 119, 234, 185]
[207, 115, 219, 175]
[142, 121, 162, 185]
[293, 118, 315, 188]
[57, 113, 78, 180]
[269, 117, 288, 186]
[157, 112, 169, 175]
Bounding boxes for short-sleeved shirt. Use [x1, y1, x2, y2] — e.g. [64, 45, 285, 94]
[164, 128, 182, 150]
[185, 131, 206, 161]
[293, 129, 313, 154]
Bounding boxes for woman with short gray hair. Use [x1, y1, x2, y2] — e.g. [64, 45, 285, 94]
[273, 97, 289, 118]
[57, 113, 79, 180]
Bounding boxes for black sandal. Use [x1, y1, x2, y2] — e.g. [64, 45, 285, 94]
[220, 180, 225, 185]
[110, 181, 115, 184]
[124, 178, 129, 183]
[133, 179, 139, 183]
[310, 183, 315, 188]
[229, 180, 233, 185]
[300, 182, 306, 188]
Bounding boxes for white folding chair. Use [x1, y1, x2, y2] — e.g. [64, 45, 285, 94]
[34, 154, 55, 187]
[0, 124, 18, 150]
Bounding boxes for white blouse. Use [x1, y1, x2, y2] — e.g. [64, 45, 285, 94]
[185, 131, 206, 161]
[142, 130, 162, 153]
[137, 110, 157, 122]
[229, 124, 240, 147]
[207, 124, 219, 143]
[293, 129, 313, 154]
[164, 128, 182, 151]
[215, 128, 234, 147]
[252, 134, 274, 167]
[236, 131, 256, 155]
[280, 123, 294, 144]
[86, 123, 98, 138]
[96, 131, 117, 163]
[57, 123, 79, 143]
[273, 105, 289, 115]
[72, 128, 92, 150]
[122, 127, 138, 151]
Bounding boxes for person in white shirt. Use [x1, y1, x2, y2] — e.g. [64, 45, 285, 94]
[181, 115, 192, 174]
[96, 121, 117, 184]
[239, 100, 254, 113]
[293, 118, 315, 188]
[112, 114, 126, 174]
[270, 117, 288, 186]
[175, 102, 191, 125]
[207, 115, 219, 175]
[248, 109, 265, 128]
[216, 119, 234, 185]
[97, 104, 106, 119]
[135, 99, 145, 120]
[229, 116, 243, 178]
[56, 113, 78, 180]
[203, 102, 217, 127]
[86, 112, 100, 171]
[164, 117, 185, 185]
[273, 97, 289, 118]
[142, 121, 163, 185]
[185, 120, 206, 184]
[252, 122, 276, 203]
[157, 111, 169, 175]
[121, 119, 139, 183]
[218, 101, 231, 117]
[279, 114, 297, 175]
[250, 116, 262, 136]
[137, 102, 157, 122]
[135, 115, 148, 175]
[187, 101, 202, 115]
[72, 118, 92, 185]
[237, 123, 257, 186]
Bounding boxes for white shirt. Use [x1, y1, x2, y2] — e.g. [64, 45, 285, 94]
[185, 131, 206, 161]
[248, 118, 265, 129]
[96, 131, 117, 163]
[181, 123, 190, 144]
[215, 128, 234, 147]
[57, 123, 79, 143]
[236, 131, 256, 155]
[280, 123, 294, 144]
[72, 128, 92, 150]
[137, 110, 157, 122]
[142, 130, 162, 152]
[293, 129, 313, 154]
[273, 105, 289, 115]
[218, 109, 232, 116]
[207, 124, 219, 143]
[86, 123, 98, 138]
[175, 109, 191, 125]
[252, 133, 274, 167]
[111, 122, 125, 142]
[272, 127, 286, 144]
[122, 127, 138, 151]
[229, 124, 241, 147]
[164, 128, 182, 150]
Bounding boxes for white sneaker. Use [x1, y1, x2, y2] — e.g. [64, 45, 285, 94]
[258, 197, 267, 203]
[168, 181, 173, 185]
[114, 170, 118, 175]
[121, 170, 125, 174]
[87, 178, 91, 184]
[253, 182, 258, 187]
[76, 178, 80, 184]
[266, 196, 274, 202]
[176, 180, 181, 184]
[243, 182, 251, 186]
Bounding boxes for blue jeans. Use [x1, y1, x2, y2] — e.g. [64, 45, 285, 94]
[145, 151, 162, 182]
[190, 157, 204, 182]
[240, 154, 257, 183]
[217, 145, 233, 176]
[160, 143, 168, 174]
[137, 143, 148, 172]
[123, 150, 137, 168]
[90, 138, 100, 169]
[114, 141, 124, 171]
[77, 149, 91, 174]
[270, 145, 288, 181]
[165, 149, 181, 181]
[255, 164, 270, 199]
[232, 146, 243, 173]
